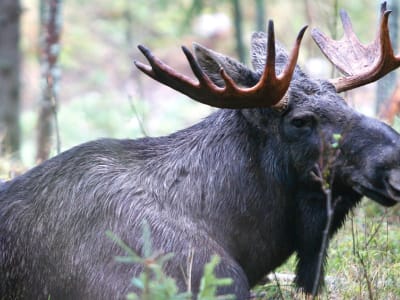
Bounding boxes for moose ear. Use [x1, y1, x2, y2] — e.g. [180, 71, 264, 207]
[250, 32, 290, 75]
[193, 43, 258, 88]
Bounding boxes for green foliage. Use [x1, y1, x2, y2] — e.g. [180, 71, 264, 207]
[326, 209, 400, 299]
[331, 133, 341, 149]
[18, 0, 385, 168]
[393, 116, 400, 133]
[107, 224, 235, 300]
[0, 139, 25, 179]
[58, 93, 146, 146]
[198, 256, 235, 300]
[252, 281, 296, 299]
[19, 92, 148, 166]
[107, 227, 190, 300]
[0, 156, 11, 180]
[321, 133, 342, 190]
[259, 204, 400, 298]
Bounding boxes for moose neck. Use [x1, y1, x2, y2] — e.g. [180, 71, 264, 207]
[145, 109, 296, 273]
[154, 108, 293, 212]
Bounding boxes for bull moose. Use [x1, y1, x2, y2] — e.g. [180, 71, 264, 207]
[1, 2, 400, 299]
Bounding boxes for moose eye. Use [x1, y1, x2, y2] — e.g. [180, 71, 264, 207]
[291, 117, 309, 128]
[284, 113, 318, 140]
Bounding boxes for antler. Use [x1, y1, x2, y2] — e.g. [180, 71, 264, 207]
[134, 21, 307, 109]
[312, 2, 400, 93]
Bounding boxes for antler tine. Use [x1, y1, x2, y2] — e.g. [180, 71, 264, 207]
[265, 20, 277, 80]
[135, 21, 307, 109]
[280, 24, 307, 83]
[135, 45, 201, 92]
[256, 22, 307, 108]
[312, 1, 400, 93]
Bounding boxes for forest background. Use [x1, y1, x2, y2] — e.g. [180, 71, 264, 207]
[1, 0, 397, 167]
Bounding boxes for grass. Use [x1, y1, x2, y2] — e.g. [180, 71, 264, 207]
[257, 200, 400, 299]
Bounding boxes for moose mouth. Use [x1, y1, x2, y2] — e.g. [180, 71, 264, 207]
[353, 180, 400, 207]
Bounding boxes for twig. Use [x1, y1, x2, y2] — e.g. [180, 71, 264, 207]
[385, 214, 389, 253]
[311, 184, 334, 298]
[273, 272, 285, 300]
[311, 133, 342, 297]
[186, 247, 194, 294]
[128, 95, 148, 137]
[351, 215, 374, 300]
[355, 251, 374, 300]
[365, 211, 387, 248]
[123, 0, 147, 138]
[350, 214, 357, 255]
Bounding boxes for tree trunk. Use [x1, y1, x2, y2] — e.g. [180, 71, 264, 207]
[0, 0, 21, 160]
[255, 0, 266, 32]
[232, 0, 245, 63]
[36, 0, 62, 162]
[376, 0, 398, 115]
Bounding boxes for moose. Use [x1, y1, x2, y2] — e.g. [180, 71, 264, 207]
[1, 2, 400, 299]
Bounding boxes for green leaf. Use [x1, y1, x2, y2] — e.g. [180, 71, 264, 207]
[126, 293, 138, 300]
[106, 230, 138, 258]
[333, 133, 342, 141]
[141, 221, 153, 258]
[114, 255, 141, 264]
[198, 255, 235, 300]
[131, 277, 145, 290]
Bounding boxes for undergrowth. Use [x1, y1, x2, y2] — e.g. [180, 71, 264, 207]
[257, 201, 400, 299]
[107, 223, 235, 300]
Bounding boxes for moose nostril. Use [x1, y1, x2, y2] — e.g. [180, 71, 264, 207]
[388, 169, 400, 192]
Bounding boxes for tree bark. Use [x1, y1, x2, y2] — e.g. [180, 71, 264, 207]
[36, 0, 62, 162]
[0, 0, 21, 159]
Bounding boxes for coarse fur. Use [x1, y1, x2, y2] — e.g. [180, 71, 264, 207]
[1, 32, 400, 299]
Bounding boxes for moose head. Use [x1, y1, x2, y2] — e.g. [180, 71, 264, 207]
[134, 1, 400, 295]
[135, 2, 400, 209]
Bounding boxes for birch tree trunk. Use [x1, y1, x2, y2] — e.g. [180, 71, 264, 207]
[36, 0, 62, 162]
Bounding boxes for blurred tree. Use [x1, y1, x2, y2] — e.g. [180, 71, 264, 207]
[36, 0, 62, 162]
[376, 0, 398, 115]
[0, 0, 21, 160]
[255, 0, 266, 32]
[232, 0, 245, 63]
[182, 0, 204, 33]
[124, 0, 148, 136]
[379, 82, 400, 124]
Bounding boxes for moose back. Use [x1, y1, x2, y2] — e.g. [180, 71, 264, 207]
[1, 2, 400, 299]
